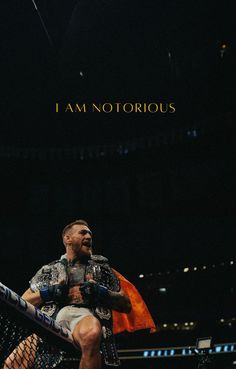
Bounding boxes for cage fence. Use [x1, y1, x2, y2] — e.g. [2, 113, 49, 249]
[0, 282, 80, 369]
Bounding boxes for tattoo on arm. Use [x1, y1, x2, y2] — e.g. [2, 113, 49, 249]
[107, 289, 131, 313]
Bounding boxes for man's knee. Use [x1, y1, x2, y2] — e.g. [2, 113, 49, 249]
[73, 316, 101, 350]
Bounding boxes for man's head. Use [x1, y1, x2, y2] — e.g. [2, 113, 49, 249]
[62, 219, 93, 260]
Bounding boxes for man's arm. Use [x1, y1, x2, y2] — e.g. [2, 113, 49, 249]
[22, 288, 42, 307]
[80, 282, 132, 313]
[107, 288, 131, 313]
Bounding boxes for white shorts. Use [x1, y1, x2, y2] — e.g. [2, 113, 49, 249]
[55, 306, 94, 333]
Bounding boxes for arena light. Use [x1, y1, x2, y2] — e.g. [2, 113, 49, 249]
[196, 337, 212, 351]
[159, 288, 167, 293]
[194, 337, 213, 368]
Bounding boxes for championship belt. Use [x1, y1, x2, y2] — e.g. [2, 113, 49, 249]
[30, 260, 68, 318]
[86, 255, 120, 366]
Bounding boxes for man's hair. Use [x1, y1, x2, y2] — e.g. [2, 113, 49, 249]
[62, 219, 89, 239]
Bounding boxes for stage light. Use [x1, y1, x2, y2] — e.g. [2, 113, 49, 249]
[184, 322, 189, 326]
[196, 337, 212, 350]
[159, 288, 167, 293]
[190, 322, 194, 326]
[230, 261, 234, 265]
[139, 274, 144, 278]
[220, 319, 225, 322]
[183, 267, 189, 272]
[203, 266, 207, 270]
[174, 323, 178, 327]
[163, 324, 167, 328]
[194, 339, 213, 369]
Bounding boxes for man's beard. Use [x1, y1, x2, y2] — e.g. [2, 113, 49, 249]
[72, 241, 92, 259]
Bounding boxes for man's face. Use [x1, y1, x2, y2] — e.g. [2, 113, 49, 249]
[66, 224, 93, 258]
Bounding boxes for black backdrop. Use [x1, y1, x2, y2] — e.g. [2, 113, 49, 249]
[0, 0, 235, 349]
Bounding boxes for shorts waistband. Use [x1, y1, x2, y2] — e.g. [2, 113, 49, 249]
[69, 303, 90, 308]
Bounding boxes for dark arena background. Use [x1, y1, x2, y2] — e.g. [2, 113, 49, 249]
[0, 0, 235, 368]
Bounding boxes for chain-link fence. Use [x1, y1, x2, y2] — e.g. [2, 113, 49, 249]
[0, 283, 80, 369]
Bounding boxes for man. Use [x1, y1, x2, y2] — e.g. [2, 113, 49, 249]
[4, 219, 131, 369]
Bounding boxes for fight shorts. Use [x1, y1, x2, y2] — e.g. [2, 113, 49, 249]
[55, 306, 93, 332]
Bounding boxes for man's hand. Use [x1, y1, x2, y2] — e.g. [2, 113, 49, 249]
[80, 280, 109, 305]
[80, 280, 131, 312]
[40, 284, 68, 303]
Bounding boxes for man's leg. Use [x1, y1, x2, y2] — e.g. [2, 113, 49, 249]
[72, 316, 102, 369]
[3, 334, 38, 369]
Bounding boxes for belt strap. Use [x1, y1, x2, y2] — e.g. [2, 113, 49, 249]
[69, 303, 90, 308]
